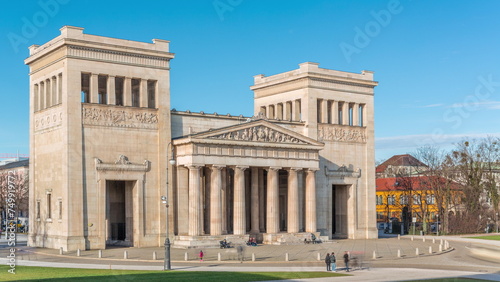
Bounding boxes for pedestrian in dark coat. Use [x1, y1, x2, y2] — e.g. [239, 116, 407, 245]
[343, 251, 350, 272]
[325, 253, 331, 271]
[331, 252, 337, 271]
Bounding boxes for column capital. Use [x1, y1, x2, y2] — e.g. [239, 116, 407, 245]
[186, 164, 203, 170]
[306, 167, 320, 172]
[235, 166, 249, 171]
[211, 164, 226, 170]
[266, 166, 281, 172]
[287, 167, 303, 172]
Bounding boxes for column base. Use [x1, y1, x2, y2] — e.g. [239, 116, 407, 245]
[262, 232, 321, 245]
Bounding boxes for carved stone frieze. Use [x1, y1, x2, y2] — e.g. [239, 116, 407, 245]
[208, 125, 306, 144]
[318, 124, 366, 143]
[82, 105, 158, 129]
[325, 165, 361, 179]
[95, 155, 150, 172]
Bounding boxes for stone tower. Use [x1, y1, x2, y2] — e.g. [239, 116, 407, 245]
[26, 26, 174, 250]
[251, 62, 378, 239]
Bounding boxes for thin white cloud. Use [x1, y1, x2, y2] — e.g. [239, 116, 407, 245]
[376, 132, 500, 150]
[422, 103, 444, 108]
[448, 100, 500, 109]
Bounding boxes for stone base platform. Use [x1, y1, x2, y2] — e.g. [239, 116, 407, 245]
[172, 234, 250, 249]
[262, 232, 321, 245]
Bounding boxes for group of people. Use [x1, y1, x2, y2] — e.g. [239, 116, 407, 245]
[325, 251, 350, 272]
[246, 237, 257, 246]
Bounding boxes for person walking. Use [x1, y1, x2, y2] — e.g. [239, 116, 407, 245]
[331, 252, 337, 272]
[199, 250, 204, 262]
[324, 253, 331, 271]
[343, 251, 350, 272]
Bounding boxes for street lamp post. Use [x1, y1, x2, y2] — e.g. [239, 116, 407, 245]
[436, 214, 439, 236]
[163, 143, 176, 271]
[496, 212, 499, 234]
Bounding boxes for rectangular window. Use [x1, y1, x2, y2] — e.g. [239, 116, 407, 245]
[81, 73, 90, 103]
[58, 198, 63, 220]
[147, 80, 156, 108]
[260, 106, 267, 116]
[51, 76, 57, 106]
[359, 104, 364, 126]
[46, 193, 52, 219]
[40, 81, 45, 109]
[98, 75, 108, 104]
[115, 77, 124, 106]
[348, 103, 353, 126]
[413, 194, 421, 204]
[338, 102, 343, 125]
[327, 101, 332, 124]
[317, 99, 322, 123]
[131, 78, 140, 107]
[36, 200, 41, 219]
[400, 195, 408, 205]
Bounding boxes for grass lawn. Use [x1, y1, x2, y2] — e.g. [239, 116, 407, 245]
[466, 235, 500, 241]
[0, 265, 347, 281]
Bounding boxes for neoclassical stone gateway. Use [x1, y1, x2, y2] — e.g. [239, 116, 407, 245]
[26, 26, 378, 251]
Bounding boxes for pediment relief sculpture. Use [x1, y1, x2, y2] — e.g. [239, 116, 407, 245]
[208, 125, 307, 144]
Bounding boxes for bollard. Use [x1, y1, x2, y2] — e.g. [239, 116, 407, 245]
[416, 248, 419, 256]
[429, 246, 432, 254]
[397, 234, 400, 240]
[218, 252, 221, 261]
[440, 239, 443, 245]
[432, 238, 435, 244]
[98, 250, 102, 259]
[411, 236, 414, 241]
[185, 252, 188, 261]
[423, 237, 426, 242]
[153, 251, 157, 260]
[317, 252, 321, 261]
[439, 244, 443, 252]
[397, 249, 401, 258]
[124, 251, 128, 259]
[372, 251, 377, 259]
[59, 247, 63, 255]
[252, 253, 255, 262]
[285, 253, 289, 262]
[77, 249, 81, 257]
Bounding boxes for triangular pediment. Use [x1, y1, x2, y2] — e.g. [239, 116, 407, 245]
[185, 119, 323, 147]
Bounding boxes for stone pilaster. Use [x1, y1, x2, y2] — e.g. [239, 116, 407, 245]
[90, 73, 98, 103]
[107, 75, 116, 105]
[140, 79, 148, 107]
[124, 77, 132, 106]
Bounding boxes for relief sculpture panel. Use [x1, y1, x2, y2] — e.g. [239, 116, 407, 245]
[208, 125, 306, 144]
[318, 124, 367, 143]
[82, 105, 158, 129]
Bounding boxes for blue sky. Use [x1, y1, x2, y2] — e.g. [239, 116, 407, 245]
[1, 0, 500, 162]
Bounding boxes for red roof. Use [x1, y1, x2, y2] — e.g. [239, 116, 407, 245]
[376, 154, 427, 173]
[376, 176, 460, 191]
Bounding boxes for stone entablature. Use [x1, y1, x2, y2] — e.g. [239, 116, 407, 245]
[317, 123, 367, 143]
[68, 45, 170, 69]
[82, 104, 159, 130]
[34, 105, 63, 134]
[95, 155, 150, 172]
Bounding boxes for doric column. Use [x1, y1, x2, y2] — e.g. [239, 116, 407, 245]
[188, 165, 202, 236]
[352, 103, 359, 126]
[90, 73, 98, 103]
[321, 99, 328, 123]
[124, 77, 132, 106]
[140, 79, 148, 107]
[287, 168, 301, 233]
[250, 167, 259, 234]
[305, 168, 318, 233]
[258, 168, 265, 232]
[210, 165, 224, 235]
[266, 167, 280, 234]
[107, 75, 116, 105]
[234, 166, 248, 235]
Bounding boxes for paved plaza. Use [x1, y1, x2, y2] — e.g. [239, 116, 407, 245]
[2, 232, 500, 281]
